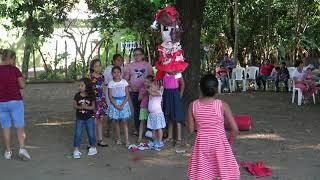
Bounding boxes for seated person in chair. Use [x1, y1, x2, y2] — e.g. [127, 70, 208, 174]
[256, 60, 274, 90]
[216, 65, 230, 92]
[275, 62, 290, 92]
[293, 60, 317, 104]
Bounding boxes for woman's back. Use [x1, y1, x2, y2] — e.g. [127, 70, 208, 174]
[0, 65, 22, 102]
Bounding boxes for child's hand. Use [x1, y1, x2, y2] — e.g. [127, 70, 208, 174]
[80, 104, 86, 109]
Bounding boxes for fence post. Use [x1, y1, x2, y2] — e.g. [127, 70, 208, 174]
[65, 40, 68, 79]
[33, 49, 36, 79]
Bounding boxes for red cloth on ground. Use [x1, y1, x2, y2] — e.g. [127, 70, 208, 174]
[241, 161, 272, 177]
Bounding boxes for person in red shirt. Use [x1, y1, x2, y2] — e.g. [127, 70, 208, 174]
[216, 65, 230, 92]
[0, 49, 31, 160]
[256, 60, 274, 90]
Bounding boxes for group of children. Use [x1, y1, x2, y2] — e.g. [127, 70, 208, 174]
[73, 52, 185, 158]
[0, 48, 241, 179]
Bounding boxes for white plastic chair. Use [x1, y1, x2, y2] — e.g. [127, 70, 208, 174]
[292, 80, 316, 106]
[245, 66, 259, 90]
[287, 67, 296, 92]
[218, 79, 222, 94]
[230, 67, 246, 92]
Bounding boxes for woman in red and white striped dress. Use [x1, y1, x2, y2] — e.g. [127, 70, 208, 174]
[187, 74, 240, 180]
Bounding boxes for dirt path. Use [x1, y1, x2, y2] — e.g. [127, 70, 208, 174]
[0, 83, 319, 180]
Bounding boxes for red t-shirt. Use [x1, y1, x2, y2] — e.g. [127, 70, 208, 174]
[260, 64, 274, 76]
[0, 65, 23, 102]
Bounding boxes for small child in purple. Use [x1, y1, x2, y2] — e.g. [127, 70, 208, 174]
[137, 76, 152, 142]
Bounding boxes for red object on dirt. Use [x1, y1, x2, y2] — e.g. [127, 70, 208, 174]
[226, 114, 252, 131]
[241, 161, 272, 177]
[132, 157, 141, 161]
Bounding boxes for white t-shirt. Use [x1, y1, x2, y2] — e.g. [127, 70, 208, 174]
[108, 79, 128, 98]
[292, 69, 304, 81]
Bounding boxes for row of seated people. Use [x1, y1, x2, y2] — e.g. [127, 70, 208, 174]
[216, 60, 319, 94]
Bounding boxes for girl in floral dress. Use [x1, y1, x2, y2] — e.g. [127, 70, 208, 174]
[90, 59, 108, 147]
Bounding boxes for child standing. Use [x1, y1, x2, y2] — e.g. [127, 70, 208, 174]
[146, 75, 166, 150]
[73, 78, 97, 159]
[187, 74, 240, 180]
[108, 66, 131, 146]
[163, 72, 185, 147]
[137, 77, 151, 143]
[90, 59, 108, 147]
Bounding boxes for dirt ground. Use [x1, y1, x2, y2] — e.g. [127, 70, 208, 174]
[0, 83, 319, 180]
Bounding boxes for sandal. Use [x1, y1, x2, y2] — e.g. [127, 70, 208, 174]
[125, 142, 131, 147]
[104, 130, 111, 138]
[97, 140, 109, 147]
[116, 139, 123, 145]
[164, 138, 173, 144]
[132, 131, 138, 137]
[137, 138, 143, 144]
[175, 140, 183, 147]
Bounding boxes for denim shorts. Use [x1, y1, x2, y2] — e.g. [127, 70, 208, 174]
[0, 100, 25, 128]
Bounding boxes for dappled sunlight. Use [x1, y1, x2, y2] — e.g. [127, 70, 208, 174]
[287, 144, 320, 151]
[142, 157, 186, 166]
[25, 145, 41, 149]
[238, 133, 286, 141]
[269, 165, 287, 171]
[35, 121, 74, 126]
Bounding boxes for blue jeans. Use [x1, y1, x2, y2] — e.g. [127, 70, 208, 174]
[73, 118, 96, 147]
[0, 100, 24, 128]
[130, 92, 140, 131]
[220, 76, 229, 90]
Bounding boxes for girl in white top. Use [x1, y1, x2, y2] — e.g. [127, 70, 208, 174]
[108, 66, 131, 146]
[146, 75, 166, 149]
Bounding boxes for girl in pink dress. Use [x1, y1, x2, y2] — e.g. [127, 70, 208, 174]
[187, 74, 240, 180]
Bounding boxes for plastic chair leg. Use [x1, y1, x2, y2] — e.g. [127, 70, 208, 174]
[297, 90, 303, 106]
[218, 80, 222, 94]
[312, 94, 316, 104]
[242, 80, 246, 92]
[292, 89, 295, 104]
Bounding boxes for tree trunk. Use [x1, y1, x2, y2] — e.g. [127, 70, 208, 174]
[54, 40, 58, 78]
[65, 41, 68, 79]
[176, 0, 205, 105]
[33, 49, 36, 79]
[38, 48, 49, 74]
[22, 33, 33, 79]
[233, 0, 239, 64]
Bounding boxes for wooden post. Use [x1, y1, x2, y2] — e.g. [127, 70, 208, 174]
[98, 43, 101, 60]
[74, 48, 78, 80]
[116, 43, 119, 54]
[122, 45, 126, 57]
[65, 40, 68, 79]
[33, 49, 36, 79]
[54, 40, 58, 78]
[105, 41, 109, 66]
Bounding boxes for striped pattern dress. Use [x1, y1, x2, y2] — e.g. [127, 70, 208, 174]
[188, 99, 240, 180]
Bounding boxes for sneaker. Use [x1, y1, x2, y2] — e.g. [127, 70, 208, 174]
[73, 150, 81, 159]
[4, 151, 12, 160]
[145, 131, 153, 138]
[19, 148, 31, 160]
[88, 147, 97, 156]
